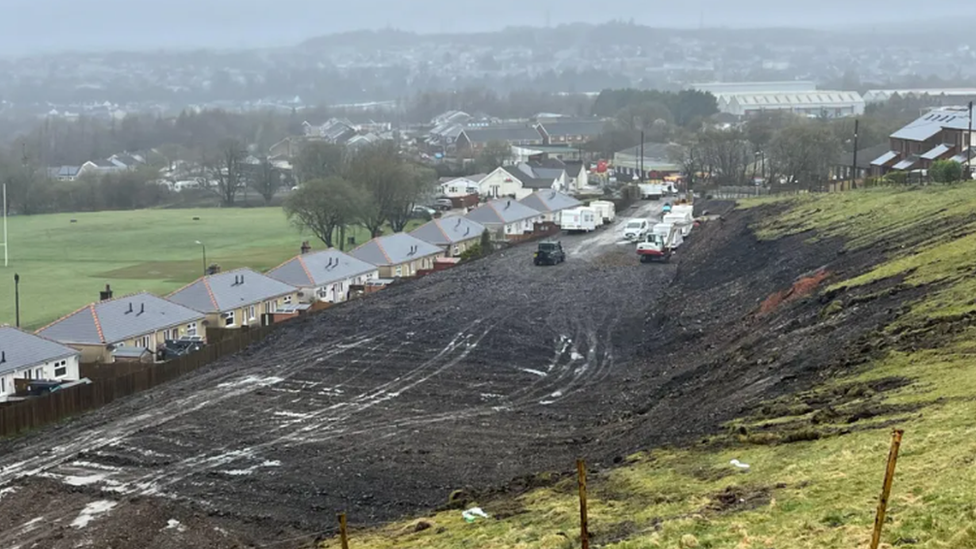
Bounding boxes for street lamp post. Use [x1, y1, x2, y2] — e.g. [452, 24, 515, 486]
[195, 241, 207, 276]
[14, 273, 20, 328]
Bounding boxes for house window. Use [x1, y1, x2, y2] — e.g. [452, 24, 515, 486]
[136, 335, 150, 348]
[187, 322, 197, 336]
[223, 311, 236, 327]
[248, 305, 256, 321]
[35, 368, 43, 379]
[55, 365, 67, 377]
[395, 266, 403, 277]
[0, 377, 4, 394]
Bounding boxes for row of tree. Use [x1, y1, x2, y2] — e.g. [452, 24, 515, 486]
[284, 141, 437, 249]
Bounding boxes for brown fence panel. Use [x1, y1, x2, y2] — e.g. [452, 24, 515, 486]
[0, 325, 280, 438]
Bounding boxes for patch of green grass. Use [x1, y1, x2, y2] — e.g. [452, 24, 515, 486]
[0, 208, 416, 329]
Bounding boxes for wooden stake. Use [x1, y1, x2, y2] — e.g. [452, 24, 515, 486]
[577, 458, 590, 549]
[338, 512, 349, 549]
[870, 429, 904, 549]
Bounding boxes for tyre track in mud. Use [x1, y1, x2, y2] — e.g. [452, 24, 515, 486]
[0, 201, 671, 547]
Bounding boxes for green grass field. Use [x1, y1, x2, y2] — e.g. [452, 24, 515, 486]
[0, 207, 400, 329]
[318, 185, 976, 549]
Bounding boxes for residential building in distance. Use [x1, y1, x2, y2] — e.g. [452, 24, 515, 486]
[612, 142, 682, 180]
[457, 125, 545, 153]
[438, 176, 483, 198]
[536, 119, 606, 145]
[168, 269, 299, 329]
[350, 233, 445, 278]
[411, 216, 486, 257]
[37, 291, 205, 363]
[0, 326, 81, 401]
[465, 198, 543, 241]
[478, 166, 561, 199]
[870, 106, 976, 175]
[863, 88, 976, 104]
[267, 249, 379, 304]
[519, 190, 583, 225]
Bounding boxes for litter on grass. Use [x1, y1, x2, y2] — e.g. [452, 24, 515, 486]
[462, 507, 489, 523]
[730, 459, 750, 470]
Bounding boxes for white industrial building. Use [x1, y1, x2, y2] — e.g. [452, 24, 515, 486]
[720, 91, 865, 118]
[690, 81, 864, 119]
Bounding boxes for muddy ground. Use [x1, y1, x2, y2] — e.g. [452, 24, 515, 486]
[0, 199, 912, 548]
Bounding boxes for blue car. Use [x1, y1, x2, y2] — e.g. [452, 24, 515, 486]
[662, 203, 672, 214]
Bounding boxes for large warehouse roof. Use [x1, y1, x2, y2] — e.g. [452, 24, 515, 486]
[729, 91, 864, 107]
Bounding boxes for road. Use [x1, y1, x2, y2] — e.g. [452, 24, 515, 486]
[0, 200, 670, 548]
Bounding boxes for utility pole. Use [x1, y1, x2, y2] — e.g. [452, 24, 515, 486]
[968, 101, 973, 179]
[639, 130, 645, 183]
[13, 273, 19, 328]
[2, 183, 7, 267]
[851, 118, 860, 190]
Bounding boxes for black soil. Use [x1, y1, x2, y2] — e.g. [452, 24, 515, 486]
[0, 200, 926, 548]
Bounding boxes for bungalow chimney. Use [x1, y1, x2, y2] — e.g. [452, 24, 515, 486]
[126, 303, 133, 314]
[0, 351, 5, 364]
[138, 303, 145, 315]
[100, 284, 113, 301]
[505, 200, 511, 209]
[240, 274, 244, 284]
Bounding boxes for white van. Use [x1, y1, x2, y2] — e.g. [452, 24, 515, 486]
[622, 218, 650, 241]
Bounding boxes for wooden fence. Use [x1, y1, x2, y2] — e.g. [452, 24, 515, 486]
[0, 326, 275, 438]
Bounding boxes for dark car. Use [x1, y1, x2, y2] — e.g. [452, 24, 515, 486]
[534, 240, 566, 266]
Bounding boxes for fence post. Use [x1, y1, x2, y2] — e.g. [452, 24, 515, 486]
[338, 512, 349, 549]
[577, 458, 589, 549]
[870, 429, 904, 549]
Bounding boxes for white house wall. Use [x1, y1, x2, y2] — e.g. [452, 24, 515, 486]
[0, 355, 80, 402]
[478, 168, 525, 198]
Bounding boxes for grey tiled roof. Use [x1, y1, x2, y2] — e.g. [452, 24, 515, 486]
[463, 126, 544, 144]
[37, 293, 204, 345]
[411, 216, 486, 246]
[465, 199, 542, 225]
[921, 144, 952, 160]
[168, 269, 297, 313]
[267, 250, 378, 288]
[350, 233, 444, 267]
[519, 190, 582, 213]
[0, 326, 79, 376]
[870, 151, 899, 167]
[538, 120, 606, 137]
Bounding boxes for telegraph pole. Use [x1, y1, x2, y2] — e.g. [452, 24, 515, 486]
[639, 130, 645, 183]
[2, 183, 7, 267]
[968, 101, 973, 179]
[851, 119, 860, 190]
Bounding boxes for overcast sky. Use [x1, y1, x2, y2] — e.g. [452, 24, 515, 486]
[0, 0, 966, 55]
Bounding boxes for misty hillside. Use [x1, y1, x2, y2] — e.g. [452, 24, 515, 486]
[2, 0, 975, 54]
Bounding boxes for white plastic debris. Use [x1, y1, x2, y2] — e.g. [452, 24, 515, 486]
[730, 459, 751, 470]
[462, 507, 490, 523]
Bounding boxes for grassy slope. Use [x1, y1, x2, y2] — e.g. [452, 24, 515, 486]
[319, 186, 976, 549]
[0, 208, 411, 329]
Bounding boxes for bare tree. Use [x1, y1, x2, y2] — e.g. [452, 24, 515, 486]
[477, 141, 512, 171]
[769, 123, 841, 191]
[699, 129, 751, 187]
[251, 158, 283, 204]
[342, 141, 404, 237]
[283, 176, 365, 248]
[202, 139, 247, 206]
[667, 137, 707, 190]
[388, 163, 437, 232]
[293, 141, 345, 183]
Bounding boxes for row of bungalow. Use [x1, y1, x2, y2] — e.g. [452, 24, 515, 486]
[0, 190, 586, 402]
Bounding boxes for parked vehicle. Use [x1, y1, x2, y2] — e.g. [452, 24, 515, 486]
[432, 198, 454, 211]
[590, 200, 616, 225]
[662, 202, 672, 214]
[534, 240, 566, 266]
[671, 204, 694, 219]
[560, 207, 598, 233]
[638, 184, 664, 200]
[412, 205, 436, 218]
[637, 224, 682, 263]
[622, 218, 650, 241]
[663, 212, 694, 236]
